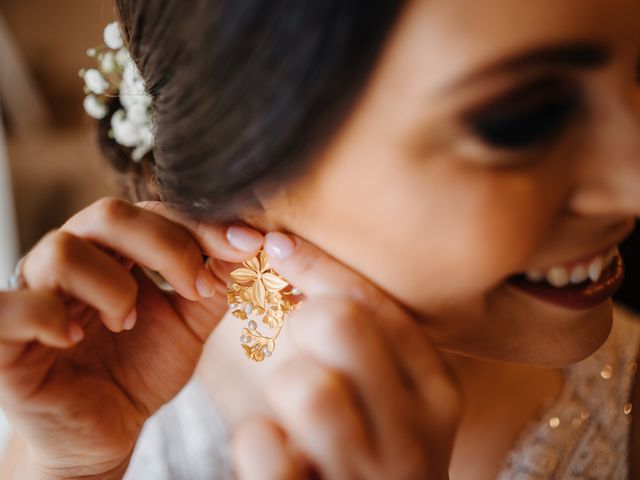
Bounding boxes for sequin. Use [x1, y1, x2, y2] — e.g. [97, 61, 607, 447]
[600, 364, 613, 379]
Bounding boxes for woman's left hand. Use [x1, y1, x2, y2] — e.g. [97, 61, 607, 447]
[230, 232, 463, 480]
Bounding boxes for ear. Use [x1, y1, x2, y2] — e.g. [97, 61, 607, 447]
[242, 184, 297, 234]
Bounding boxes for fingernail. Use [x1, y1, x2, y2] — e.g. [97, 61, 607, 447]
[196, 267, 216, 298]
[226, 225, 264, 252]
[265, 232, 296, 260]
[123, 309, 137, 331]
[68, 322, 85, 343]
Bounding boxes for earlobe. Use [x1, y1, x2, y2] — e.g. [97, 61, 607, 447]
[238, 210, 280, 236]
[242, 185, 298, 235]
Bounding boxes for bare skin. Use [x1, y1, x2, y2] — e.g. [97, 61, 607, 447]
[1, 0, 640, 478]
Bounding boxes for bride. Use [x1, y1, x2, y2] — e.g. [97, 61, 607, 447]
[1, 0, 639, 478]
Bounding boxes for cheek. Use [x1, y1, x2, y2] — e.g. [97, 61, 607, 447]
[286, 158, 564, 315]
[439, 168, 561, 287]
[394, 170, 561, 311]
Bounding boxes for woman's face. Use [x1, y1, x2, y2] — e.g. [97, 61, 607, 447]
[246, 0, 640, 367]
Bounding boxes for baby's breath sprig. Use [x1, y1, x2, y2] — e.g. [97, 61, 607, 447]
[80, 21, 154, 162]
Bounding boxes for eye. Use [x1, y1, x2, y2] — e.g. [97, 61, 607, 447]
[462, 76, 582, 151]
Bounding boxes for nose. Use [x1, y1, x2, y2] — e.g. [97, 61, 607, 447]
[568, 93, 640, 217]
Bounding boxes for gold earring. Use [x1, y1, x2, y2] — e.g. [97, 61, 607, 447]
[227, 249, 301, 362]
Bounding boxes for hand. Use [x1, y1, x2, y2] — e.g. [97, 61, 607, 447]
[0, 197, 264, 478]
[231, 233, 463, 480]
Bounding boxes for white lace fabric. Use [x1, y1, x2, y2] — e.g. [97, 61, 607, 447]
[497, 303, 640, 479]
[124, 379, 233, 480]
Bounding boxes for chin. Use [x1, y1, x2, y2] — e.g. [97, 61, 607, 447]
[528, 298, 615, 368]
[501, 294, 615, 368]
[431, 293, 615, 369]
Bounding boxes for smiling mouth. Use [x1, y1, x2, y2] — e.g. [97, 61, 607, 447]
[523, 246, 619, 287]
[505, 246, 625, 310]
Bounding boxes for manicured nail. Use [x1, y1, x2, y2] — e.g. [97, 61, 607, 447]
[265, 232, 296, 260]
[68, 322, 85, 343]
[123, 309, 137, 331]
[226, 225, 264, 252]
[196, 266, 216, 298]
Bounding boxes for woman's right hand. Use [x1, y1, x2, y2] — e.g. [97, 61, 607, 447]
[231, 234, 463, 480]
[0, 197, 264, 479]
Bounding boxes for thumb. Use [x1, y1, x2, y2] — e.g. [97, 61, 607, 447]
[263, 232, 388, 309]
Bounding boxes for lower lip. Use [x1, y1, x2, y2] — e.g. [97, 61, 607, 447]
[506, 253, 625, 310]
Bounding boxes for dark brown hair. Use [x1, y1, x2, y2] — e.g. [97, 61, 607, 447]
[100, 0, 406, 221]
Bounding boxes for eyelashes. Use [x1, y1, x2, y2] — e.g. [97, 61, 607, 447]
[461, 76, 582, 153]
[448, 55, 640, 164]
[467, 93, 579, 149]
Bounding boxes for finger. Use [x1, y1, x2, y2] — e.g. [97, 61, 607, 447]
[231, 418, 309, 480]
[136, 201, 265, 262]
[266, 356, 370, 479]
[265, 232, 460, 416]
[204, 256, 242, 285]
[166, 255, 246, 335]
[263, 232, 383, 306]
[0, 290, 80, 352]
[287, 301, 458, 475]
[22, 230, 138, 333]
[138, 201, 268, 303]
[288, 299, 415, 447]
[62, 197, 221, 301]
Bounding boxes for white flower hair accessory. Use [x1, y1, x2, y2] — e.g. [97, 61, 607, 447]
[80, 21, 154, 162]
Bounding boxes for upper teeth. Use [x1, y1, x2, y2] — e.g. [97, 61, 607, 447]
[525, 246, 619, 288]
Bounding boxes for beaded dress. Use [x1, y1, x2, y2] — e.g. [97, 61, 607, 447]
[496, 303, 639, 479]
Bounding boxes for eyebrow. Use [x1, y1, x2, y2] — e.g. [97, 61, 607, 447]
[451, 41, 612, 89]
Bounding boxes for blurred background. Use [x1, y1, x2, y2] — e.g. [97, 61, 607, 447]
[0, 0, 117, 280]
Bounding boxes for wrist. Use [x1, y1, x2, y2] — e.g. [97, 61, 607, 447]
[15, 451, 132, 480]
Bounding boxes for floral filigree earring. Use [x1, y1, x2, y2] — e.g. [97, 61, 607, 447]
[227, 249, 302, 362]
